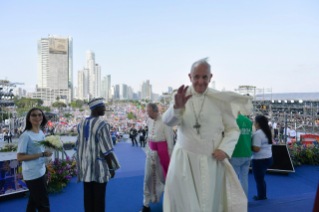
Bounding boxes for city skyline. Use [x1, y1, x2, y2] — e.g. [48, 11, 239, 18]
[1, 1, 318, 95]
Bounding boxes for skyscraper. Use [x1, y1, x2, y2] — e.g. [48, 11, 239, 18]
[34, 35, 73, 105]
[120, 84, 127, 100]
[168, 87, 173, 93]
[140, 80, 152, 100]
[77, 67, 89, 100]
[102, 75, 111, 102]
[127, 86, 133, 100]
[95, 64, 101, 97]
[87, 50, 95, 98]
[114, 84, 120, 99]
[83, 50, 102, 99]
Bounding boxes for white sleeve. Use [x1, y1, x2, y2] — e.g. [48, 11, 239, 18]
[252, 132, 262, 147]
[162, 104, 183, 127]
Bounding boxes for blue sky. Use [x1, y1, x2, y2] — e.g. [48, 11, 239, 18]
[1, 0, 318, 95]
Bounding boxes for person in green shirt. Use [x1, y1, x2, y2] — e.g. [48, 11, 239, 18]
[230, 111, 253, 198]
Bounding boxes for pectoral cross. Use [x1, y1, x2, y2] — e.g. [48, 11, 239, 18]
[193, 122, 201, 135]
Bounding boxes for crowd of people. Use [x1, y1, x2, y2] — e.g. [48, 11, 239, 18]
[8, 58, 319, 211]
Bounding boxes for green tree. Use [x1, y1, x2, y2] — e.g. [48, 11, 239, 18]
[52, 102, 67, 108]
[39, 106, 51, 112]
[127, 112, 137, 120]
[64, 113, 73, 118]
[56, 96, 60, 101]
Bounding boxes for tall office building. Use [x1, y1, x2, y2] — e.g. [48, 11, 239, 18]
[102, 75, 111, 102]
[140, 80, 152, 100]
[73, 87, 77, 99]
[34, 35, 73, 105]
[77, 67, 89, 100]
[87, 50, 95, 98]
[168, 87, 173, 93]
[127, 86, 133, 100]
[78, 70, 84, 100]
[120, 84, 128, 100]
[18, 87, 23, 96]
[114, 84, 120, 99]
[95, 64, 101, 97]
[110, 86, 114, 100]
[82, 50, 102, 99]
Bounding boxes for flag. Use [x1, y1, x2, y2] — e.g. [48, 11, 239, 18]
[60, 121, 67, 125]
[48, 121, 53, 127]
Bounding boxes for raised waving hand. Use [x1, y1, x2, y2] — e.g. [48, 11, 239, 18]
[174, 85, 192, 109]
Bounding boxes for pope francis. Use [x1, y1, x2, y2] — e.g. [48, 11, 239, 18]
[162, 58, 253, 212]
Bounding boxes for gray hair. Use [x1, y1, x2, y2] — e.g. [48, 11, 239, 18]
[147, 103, 159, 112]
[190, 57, 211, 75]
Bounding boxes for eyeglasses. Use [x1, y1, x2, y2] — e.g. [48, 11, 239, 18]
[30, 114, 43, 117]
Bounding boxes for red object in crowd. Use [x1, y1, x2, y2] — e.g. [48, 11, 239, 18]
[60, 121, 67, 125]
[48, 121, 53, 127]
[301, 134, 319, 140]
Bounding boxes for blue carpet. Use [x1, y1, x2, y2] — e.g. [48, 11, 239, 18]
[0, 141, 318, 212]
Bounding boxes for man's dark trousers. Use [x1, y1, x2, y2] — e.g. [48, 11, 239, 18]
[84, 181, 107, 212]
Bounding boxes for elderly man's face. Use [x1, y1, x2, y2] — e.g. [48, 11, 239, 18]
[147, 107, 158, 120]
[188, 63, 212, 94]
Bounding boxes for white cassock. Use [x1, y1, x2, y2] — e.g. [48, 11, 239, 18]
[163, 86, 253, 212]
[143, 115, 174, 206]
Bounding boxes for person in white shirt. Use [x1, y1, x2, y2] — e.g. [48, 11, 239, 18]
[289, 127, 296, 138]
[251, 115, 273, 201]
[283, 125, 291, 138]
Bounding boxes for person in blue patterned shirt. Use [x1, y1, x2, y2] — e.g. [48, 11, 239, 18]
[75, 98, 121, 212]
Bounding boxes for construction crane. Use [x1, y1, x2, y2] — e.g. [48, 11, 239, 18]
[0, 79, 25, 87]
[0, 79, 25, 94]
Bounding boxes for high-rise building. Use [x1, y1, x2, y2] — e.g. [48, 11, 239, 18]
[78, 70, 84, 100]
[127, 86, 133, 100]
[95, 64, 101, 97]
[77, 68, 89, 100]
[73, 87, 77, 99]
[83, 50, 102, 99]
[140, 80, 152, 100]
[120, 84, 127, 100]
[34, 35, 73, 105]
[87, 50, 95, 98]
[110, 86, 114, 100]
[168, 87, 173, 93]
[114, 84, 120, 99]
[102, 75, 111, 102]
[18, 87, 23, 96]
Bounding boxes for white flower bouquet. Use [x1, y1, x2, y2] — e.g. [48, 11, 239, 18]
[35, 135, 63, 165]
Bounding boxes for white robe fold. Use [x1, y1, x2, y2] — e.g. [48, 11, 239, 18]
[162, 86, 252, 212]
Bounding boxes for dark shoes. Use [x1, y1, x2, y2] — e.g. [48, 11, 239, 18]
[139, 206, 150, 212]
[253, 195, 267, 201]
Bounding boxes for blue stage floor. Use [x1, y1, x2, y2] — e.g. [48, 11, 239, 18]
[0, 142, 318, 212]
